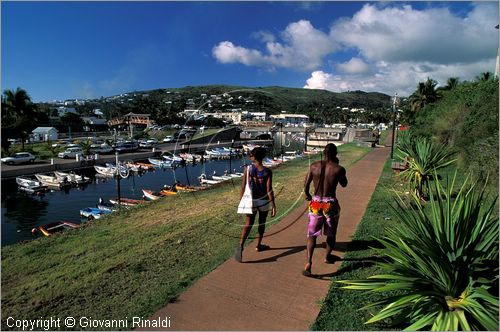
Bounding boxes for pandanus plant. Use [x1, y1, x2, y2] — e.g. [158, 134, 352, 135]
[338, 174, 499, 331]
[397, 133, 456, 198]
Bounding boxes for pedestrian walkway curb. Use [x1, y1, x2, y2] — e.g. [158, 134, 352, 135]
[144, 143, 391, 331]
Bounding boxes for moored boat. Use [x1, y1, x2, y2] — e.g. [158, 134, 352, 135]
[142, 188, 178, 201]
[134, 162, 155, 170]
[175, 183, 199, 192]
[198, 173, 223, 185]
[94, 165, 116, 177]
[54, 171, 90, 185]
[80, 207, 112, 219]
[148, 158, 174, 168]
[35, 173, 72, 189]
[109, 197, 147, 206]
[32, 221, 80, 237]
[16, 176, 48, 194]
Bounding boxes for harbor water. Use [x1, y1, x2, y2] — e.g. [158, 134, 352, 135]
[1, 157, 249, 246]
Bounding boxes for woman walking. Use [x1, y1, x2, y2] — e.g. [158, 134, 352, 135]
[235, 147, 276, 262]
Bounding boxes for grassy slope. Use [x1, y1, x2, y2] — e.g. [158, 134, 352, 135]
[1, 144, 371, 329]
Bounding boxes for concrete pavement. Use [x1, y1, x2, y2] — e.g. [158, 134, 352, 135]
[144, 140, 391, 330]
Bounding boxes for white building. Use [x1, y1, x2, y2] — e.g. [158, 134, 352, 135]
[270, 114, 309, 126]
[32, 127, 59, 142]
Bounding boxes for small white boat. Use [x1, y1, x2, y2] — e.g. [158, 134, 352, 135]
[212, 174, 232, 181]
[35, 173, 72, 189]
[94, 165, 116, 177]
[16, 176, 48, 194]
[54, 171, 90, 185]
[198, 173, 223, 185]
[148, 158, 174, 168]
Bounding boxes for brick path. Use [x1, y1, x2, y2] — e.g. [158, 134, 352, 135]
[144, 141, 391, 330]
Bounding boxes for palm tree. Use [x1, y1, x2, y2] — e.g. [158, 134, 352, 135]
[444, 77, 460, 90]
[477, 72, 492, 81]
[409, 78, 440, 112]
[2, 87, 37, 150]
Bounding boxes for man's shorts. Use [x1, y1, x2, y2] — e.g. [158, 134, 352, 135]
[252, 199, 270, 213]
[307, 195, 340, 237]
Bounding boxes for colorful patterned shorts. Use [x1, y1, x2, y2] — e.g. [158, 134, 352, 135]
[307, 195, 340, 238]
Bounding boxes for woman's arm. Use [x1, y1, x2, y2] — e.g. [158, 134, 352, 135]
[267, 170, 276, 217]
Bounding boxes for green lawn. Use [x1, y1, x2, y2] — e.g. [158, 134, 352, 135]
[1, 144, 371, 330]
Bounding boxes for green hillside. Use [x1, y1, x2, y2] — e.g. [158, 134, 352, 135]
[72, 85, 392, 125]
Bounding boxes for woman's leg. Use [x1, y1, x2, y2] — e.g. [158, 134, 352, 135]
[256, 210, 269, 250]
[235, 212, 256, 262]
[240, 212, 256, 248]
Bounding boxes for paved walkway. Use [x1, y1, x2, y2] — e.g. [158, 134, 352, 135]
[145, 141, 391, 330]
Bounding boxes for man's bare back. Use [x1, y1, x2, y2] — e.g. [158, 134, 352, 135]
[305, 160, 348, 200]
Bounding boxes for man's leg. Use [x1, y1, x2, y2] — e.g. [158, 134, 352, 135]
[325, 216, 339, 263]
[304, 236, 316, 276]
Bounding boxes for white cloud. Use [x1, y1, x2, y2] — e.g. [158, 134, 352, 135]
[212, 41, 265, 66]
[307, 2, 498, 96]
[211, 2, 498, 96]
[330, 3, 498, 64]
[213, 20, 336, 71]
[304, 58, 496, 96]
[336, 58, 370, 74]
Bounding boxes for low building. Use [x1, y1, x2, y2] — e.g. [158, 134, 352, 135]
[270, 114, 309, 126]
[31, 127, 59, 142]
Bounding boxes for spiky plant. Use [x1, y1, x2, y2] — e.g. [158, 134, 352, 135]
[397, 133, 456, 198]
[338, 174, 499, 331]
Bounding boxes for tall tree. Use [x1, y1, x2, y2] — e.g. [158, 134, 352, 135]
[409, 78, 439, 113]
[444, 77, 460, 90]
[2, 87, 38, 150]
[477, 72, 493, 81]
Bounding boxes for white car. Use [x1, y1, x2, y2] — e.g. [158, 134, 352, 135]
[1, 152, 36, 165]
[163, 136, 174, 142]
[58, 147, 84, 159]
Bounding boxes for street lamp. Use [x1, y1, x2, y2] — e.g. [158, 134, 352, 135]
[390, 93, 400, 159]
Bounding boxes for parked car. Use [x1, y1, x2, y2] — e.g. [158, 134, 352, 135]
[90, 144, 114, 154]
[139, 140, 153, 148]
[163, 136, 174, 142]
[1, 152, 36, 165]
[115, 141, 139, 153]
[58, 147, 84, 159]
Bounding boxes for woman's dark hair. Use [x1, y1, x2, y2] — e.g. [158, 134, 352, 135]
[250, 147, 266, 162]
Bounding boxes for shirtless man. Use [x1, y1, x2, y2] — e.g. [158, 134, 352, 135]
[303, 143, 348, 276]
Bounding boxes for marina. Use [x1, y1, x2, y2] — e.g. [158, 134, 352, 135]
[1, 156, 249, 246]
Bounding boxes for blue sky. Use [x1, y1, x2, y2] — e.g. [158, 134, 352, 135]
[2, 1, 498, 102]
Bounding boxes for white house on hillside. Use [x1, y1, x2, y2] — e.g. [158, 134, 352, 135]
[32, 127, 58, 142]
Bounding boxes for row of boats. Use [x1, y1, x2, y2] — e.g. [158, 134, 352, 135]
[28, 149, 313, 238]
[16, 171, 91, 194]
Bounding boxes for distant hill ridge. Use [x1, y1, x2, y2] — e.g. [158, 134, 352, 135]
[53, 85, 392, 124]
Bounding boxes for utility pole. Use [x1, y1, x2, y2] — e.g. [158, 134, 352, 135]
[390, 93, 399, 159]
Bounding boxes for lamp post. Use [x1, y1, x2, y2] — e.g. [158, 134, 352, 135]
[115, 151, 121, 204]
[279, 122, 284, 162]
[390, 93, 399, 159]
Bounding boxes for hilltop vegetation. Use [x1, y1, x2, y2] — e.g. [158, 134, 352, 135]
[405, 77, 499, 184]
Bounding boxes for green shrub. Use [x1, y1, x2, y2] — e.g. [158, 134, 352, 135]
[338, 174, 499, 331]
[397, 133, 456, 198]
